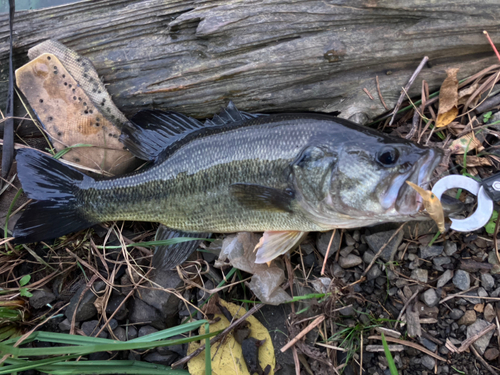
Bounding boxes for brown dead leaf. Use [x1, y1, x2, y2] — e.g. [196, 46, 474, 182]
[436, 68, 459, 127]
[457, 83, 479, 105]
[16, 53, 135, 175]
[406, 181, 445, 232]
[455, 155, 492, 168]
[94, 296, 105, 315]
[449, 132, 482, 154]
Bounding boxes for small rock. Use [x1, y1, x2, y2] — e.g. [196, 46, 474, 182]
[419, 337, 437, 352]
[128, 299, 164, 329]
[128, 326, 138, 340]
[345, 232, 356, 246]
[113, 326, 127, 341]
[363, 250, 375, 264]
[491, 287, 500, 297]
[481, 273, 495, 291]
[449, 309, 464, 320]
[437, 270, 454, 288]
[421, 355, 435, 370]
[332, 263, 345, 278]
[457, 310, 476, 326]
[453, 270, 470, 291]
[339, 245, 354, 257]
[80, 320, 97, 336]
[367, 264, 382, 281]
[410, 269, 428, 284]
[107, 319, 118, 331]
[484, 348, 500, 361]
[365, 230, 404, 262]
[105, 294, 128, 321]
[433, 257, 451, 267]
[420, 245, 444, 259]
[29, 289, 56, 309]
[65, 281, 106, 322]
[143, 351, 177, 366]
[467, 319, 494, 355]
[484, 303, 496, 322]
[420, 289, 439, 307]
[138, 269, 182, 325]
[58, 318, 73, 332]
[339, 254, 362, 268]
[339, 305, 354, 316]
[316, 231, 341, 258]
[444, 242, 458, 256]
[488, 250, 499, 265]
[138, 325, 158, 337]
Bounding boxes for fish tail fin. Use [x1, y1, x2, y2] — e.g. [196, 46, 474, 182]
[13, 149, 96, 244]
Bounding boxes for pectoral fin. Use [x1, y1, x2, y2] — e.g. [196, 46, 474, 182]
[254, 231, 307, 264]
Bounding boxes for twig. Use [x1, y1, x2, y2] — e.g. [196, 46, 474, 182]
[389, 56, 429, 126]
[362, 223, 405, 278]
[375, 76, 388, 110]
[439, 286, 478, 304]
[281, 315, 325, 352]
[172, 303, 264, 368]
[395, 290, 419, 329]
[470, 344, 498, 375]
[321, 229, 336, 275]
[368, 335, 447, 362]
[363, 88, 374, 100]
[484, 31, 500, 62]
[494, 210, 500, 265]
[457, 323, 495, 353]
[315, 342, 347, 352]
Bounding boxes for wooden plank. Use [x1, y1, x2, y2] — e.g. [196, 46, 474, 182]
[0, 0, 499, 121]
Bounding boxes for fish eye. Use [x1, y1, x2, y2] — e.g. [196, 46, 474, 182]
[377, 147, 399, 166]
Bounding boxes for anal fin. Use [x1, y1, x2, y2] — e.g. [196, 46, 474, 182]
[152, 225, 211, 271]
[254, 231, 307, 264]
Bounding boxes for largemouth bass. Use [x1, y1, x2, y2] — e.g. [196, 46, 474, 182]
[13, 103, 442, 264]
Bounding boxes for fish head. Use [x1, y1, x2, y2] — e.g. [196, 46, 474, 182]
[292, 130, 443, 226]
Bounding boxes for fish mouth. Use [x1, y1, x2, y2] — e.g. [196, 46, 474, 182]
[394, 148, 442, 215]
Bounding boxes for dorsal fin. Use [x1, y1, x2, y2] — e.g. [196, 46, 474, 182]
[204, 101, 266, 126]
[121, 102, 268, 161]
[120, 110, 204, 161]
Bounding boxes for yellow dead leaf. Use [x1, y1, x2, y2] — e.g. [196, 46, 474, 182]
[406, 181, 445, 232]
[449, 132, 482, 154]
[187, 299, 275, 375]
[436, 68, 459, 128]
[457, 83, 478, 106]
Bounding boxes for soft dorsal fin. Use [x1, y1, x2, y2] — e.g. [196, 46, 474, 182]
[121, 102, 268, 161]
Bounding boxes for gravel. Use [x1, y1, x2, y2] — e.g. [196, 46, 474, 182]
[419, 245, 444, 259]
[420, 289, 439, 307]
[453, 270, 471, 291]
[437, 270, 454, 288]
[457, 310, 477, 326]
[365, 229, 403, 262]
[339, 254, 362, 268]
[29, 289, 56, 309]
[481, 273, 495, 291]
[467, 319, 494, 355]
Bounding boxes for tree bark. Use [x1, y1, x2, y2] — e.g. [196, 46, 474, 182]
[0, 0, 499, 121]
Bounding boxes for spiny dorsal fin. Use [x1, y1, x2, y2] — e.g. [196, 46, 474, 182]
[121, 110, 203, 161]
[121, 102, 267, 161]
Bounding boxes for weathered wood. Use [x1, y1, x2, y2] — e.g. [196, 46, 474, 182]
[0, 0, 499, 121]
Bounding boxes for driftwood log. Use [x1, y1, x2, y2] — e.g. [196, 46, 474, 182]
[0, 0, 499, 122]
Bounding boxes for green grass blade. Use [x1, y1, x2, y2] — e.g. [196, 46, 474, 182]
[128, 320, 207, 343]
[0, 355, 81, 374]
[97, 238, 212, 249]
[3, 358, 189, 375]
[381, 332, 398, 375]
[205, 322, 211, 375]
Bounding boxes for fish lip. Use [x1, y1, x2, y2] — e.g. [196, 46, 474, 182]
[395, 148, 442, 214]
